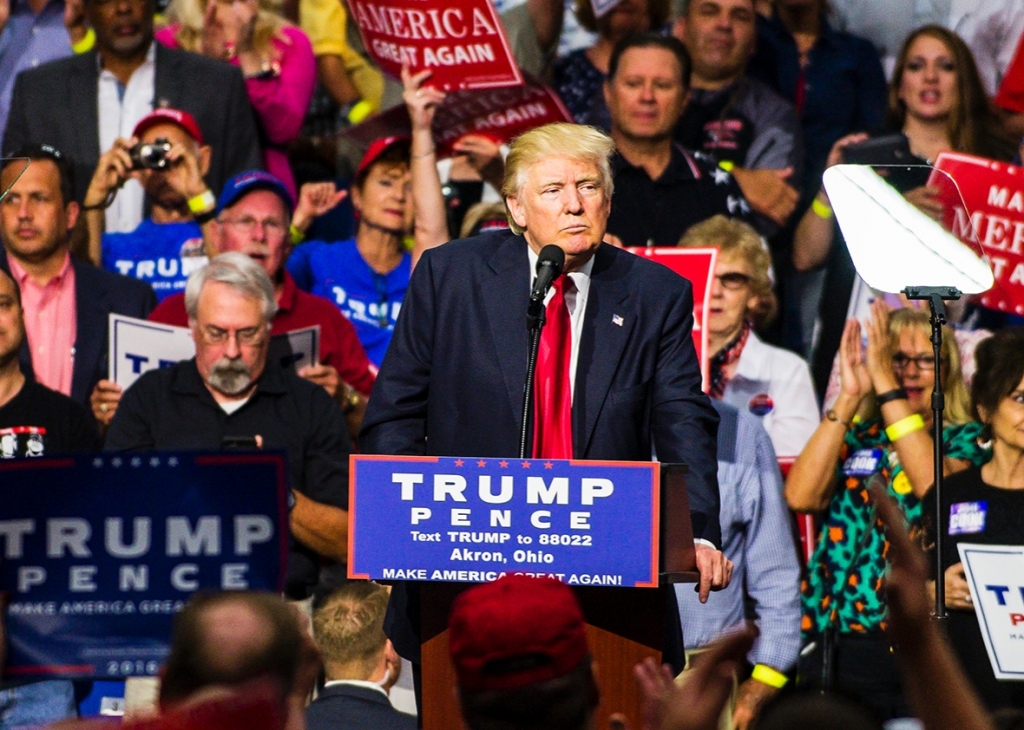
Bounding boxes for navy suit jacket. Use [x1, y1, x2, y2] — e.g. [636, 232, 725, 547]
[360, 231, 721, 545]
[306, 684, 416, 730]
[2, 254, 157, 404]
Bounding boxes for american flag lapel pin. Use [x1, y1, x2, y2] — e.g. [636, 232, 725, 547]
[612, 314, 624, 327]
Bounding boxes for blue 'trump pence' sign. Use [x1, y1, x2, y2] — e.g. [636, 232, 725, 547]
[349, 456, 660, 587]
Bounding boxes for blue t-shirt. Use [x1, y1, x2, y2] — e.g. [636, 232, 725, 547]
[286, 238, 410, 367]
[101, 219, 208, 301]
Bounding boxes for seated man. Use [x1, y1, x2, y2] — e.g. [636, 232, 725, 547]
[307, 583, 414, 730]
[91, 171, 375, 435]
[83, 108, 215, 298]
[448, 575, 599, 730]
[604, 34, 753, 246]
[104, 253, 352, 599]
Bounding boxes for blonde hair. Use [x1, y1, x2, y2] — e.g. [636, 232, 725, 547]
[886, 308, 971, 425]
[678, 214, 777, 327]
[501, 124, 615, 236]
[166, 0, 289, 56]
[313, 583, 390, 679]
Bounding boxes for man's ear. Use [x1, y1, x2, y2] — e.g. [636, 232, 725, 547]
[506, 195, 527, 231]
[65, 200, 80, 232]
[198, 145, 213, 176]
[671, 16, 686, 42]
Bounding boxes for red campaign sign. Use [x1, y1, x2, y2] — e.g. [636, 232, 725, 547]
[927, 153, 1022, 314]
[627, 247, 717, 392]
[341, 77, 571, 157]
[349, 0, 523, 91]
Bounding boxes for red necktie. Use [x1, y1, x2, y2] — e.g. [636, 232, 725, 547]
[533, 275, 573, 459]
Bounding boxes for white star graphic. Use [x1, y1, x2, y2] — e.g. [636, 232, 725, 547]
[712, 167, 731, 185]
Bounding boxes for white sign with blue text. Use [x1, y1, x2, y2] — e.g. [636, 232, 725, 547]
[349, 455, 660, 587]
[958, 543, 1024, 679]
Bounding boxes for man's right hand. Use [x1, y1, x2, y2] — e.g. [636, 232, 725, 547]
[85, 138, 136, 210]
[90, 380, 123, 427]
[161, 141, 210, 202]
[730, 167, 799, 226]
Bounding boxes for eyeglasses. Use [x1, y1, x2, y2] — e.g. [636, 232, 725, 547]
[198, 325, 267, 347]
[892, 353, 940, 371]
[219, 216, 287, 237]
[715, 272, 752, 290]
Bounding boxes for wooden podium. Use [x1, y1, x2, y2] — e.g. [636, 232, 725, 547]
[416, 463, 698, 730]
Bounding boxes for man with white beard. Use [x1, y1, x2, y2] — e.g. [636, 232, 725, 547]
[105, 252, 353, 599]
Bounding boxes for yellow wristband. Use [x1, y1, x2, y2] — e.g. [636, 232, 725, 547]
[811, 197, 833, 219]
[347, 99, 375, 125]
[718, 160, 735, 173]
[187, 190, 216, 215]
[290, 224, 304, 245]
[751, 664, 788, 689]
[71, 27, 96, 54]
[885, 413, 925, 442]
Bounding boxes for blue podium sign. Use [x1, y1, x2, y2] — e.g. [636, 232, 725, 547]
[349, 456, 660, 587]
[0, 452, 288, 679]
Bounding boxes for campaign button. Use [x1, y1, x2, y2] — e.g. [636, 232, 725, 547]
[748, 393, 774, 417]
[949, 501, 987, 535]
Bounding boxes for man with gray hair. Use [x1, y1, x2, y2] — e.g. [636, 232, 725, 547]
[105, 252, 353, 599]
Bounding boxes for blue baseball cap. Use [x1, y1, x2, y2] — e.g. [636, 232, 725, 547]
[216, 170, 294, 216]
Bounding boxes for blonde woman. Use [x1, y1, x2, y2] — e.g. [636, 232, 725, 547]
[157, 0, 316, 198]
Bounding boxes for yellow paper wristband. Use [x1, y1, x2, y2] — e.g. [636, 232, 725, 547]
[718, 160, 735, 173]
[347, 99, 375, 125]
[290, 225, 304, 245]
[71, 27, 96, 54]
[187, 190, 216, 215]
[885, 413, 925, 442]
[811, 197, 833, 219]
[751, 664, 788, 689]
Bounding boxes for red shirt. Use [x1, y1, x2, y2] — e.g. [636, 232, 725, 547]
[148, 272, 376, 395]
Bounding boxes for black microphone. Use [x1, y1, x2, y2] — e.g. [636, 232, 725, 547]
[530, 245, 565, 304]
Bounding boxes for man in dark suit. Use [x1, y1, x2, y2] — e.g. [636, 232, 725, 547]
[308, 583, 415, 730]
[1, 0, 261, 217]
[0, 145, 156, 406]
[360, 123, 731, 660]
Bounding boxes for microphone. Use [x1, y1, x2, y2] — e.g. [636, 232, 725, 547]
[530, 245, 565, 304]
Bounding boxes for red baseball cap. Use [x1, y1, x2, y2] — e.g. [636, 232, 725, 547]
[448, 575, 590, 693]
[356, 136, 411, 179]
[133, 108, 204, 145]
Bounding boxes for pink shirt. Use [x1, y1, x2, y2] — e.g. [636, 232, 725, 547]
[155, 24, 317, 199]
[8, 253, 77, 396]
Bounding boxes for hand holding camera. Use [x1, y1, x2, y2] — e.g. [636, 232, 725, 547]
[84, 136, 207, 211]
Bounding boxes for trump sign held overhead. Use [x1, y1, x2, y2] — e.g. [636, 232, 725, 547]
[352, 0, 522, 90]
[349, 455, 660, 587]
[0, 452, 288, 679]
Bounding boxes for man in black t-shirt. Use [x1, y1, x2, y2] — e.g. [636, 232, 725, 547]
[0, 269, 99, 458]
[604, 34, 754, 246]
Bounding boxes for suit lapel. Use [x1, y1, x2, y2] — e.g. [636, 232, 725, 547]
[480, 236, 530, 434]
[69, 53, 101, 164]
[575, 245, 632, 457]
[153, 44, 182, 109]
[71, 261, 109, 403]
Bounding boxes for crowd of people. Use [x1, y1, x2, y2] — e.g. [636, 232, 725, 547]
[3, 0, 1024, 726]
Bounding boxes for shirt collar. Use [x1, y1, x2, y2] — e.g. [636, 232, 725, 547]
[171, 356, 290, 399]
[98, 40, 156, 74]
[322, 680, 389, 698]
[6, 250, 71, 287]
[612, 145, 701, 183]
[526, 243, 595, 298]
[276, 271, 297, 314]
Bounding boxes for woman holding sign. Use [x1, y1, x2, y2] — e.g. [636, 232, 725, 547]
[786, 302, 986, 720]
[922, 327, 1024, 712]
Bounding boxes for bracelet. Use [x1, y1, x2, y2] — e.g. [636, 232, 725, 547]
[290, 224, 304, 245]
[347, 99, 374, 125]
[411, 149, 436, 160]
[187, 190, 216, 215]
[876, 388, 908, 406]
[718, 160, 736, 173]
[885, 414, 925, 442]
[71, 27, 96, 54]
[825, 409, 850, 429]
[341, 387, 361, 415]
[811, 196, 833, 219]
[751, 664, 788, 689]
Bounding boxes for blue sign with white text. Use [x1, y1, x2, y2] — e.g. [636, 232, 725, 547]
[0, 452, 288, 679]
[348, 456, 660, 587]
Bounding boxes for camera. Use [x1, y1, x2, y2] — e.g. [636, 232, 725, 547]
[129, 138, 172, 170]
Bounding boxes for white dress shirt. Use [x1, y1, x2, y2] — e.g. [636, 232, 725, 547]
[98, 42, 155, 233]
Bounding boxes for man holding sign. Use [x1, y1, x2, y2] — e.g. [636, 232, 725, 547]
[105, 253, 352, 599]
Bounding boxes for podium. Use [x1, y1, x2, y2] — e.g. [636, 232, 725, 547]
[348, 457, 698, 730]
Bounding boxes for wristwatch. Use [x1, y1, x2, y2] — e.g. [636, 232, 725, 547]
[341, 386, 361, 415]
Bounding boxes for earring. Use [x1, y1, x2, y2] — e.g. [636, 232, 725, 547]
[977, 423, 993, 452]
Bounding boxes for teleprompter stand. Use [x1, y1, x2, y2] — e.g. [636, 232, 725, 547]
[903, 285, 961, 624]
[416, 463, 698, 730]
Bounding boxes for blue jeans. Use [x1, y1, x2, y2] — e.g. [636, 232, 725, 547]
[0, 681, 76, 730]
